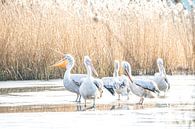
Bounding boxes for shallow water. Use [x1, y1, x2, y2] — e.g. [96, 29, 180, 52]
[0, 75, 194, 129]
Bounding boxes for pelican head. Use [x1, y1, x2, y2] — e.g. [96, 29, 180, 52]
[121, 61, 133, 83]
[121, 61, 131, 75]
[157, 58, 163, 67]
[157, 58, 165, 74]
[51, 54, 75, 69]
[84, 56, 98, 77]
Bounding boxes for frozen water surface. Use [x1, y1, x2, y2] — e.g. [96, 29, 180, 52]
[0, 75, 194, 129]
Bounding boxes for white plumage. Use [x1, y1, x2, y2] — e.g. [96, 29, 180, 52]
[102, 60, 130, 100]
[121, 61, 160, 104]
[153, 58, 170, 96]
[79, 56, 103, 107]
[115, 75, 131, 100]
[52, 54, 87, 102]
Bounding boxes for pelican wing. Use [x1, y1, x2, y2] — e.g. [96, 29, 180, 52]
[102, 77, 117, 89]
[134, 79, 159, 93]
[154, 72, 170, 91]
[104, 87, 115, 96]
[93, 78, 103, 89]
[70, 74, 87, 87]
[102, 77, 118, 95]
[118, 75, 129, 88]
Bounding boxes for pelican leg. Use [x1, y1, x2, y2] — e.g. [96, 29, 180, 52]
[138, 98, 141, 104]
[140, 97, 144, 104]
[127, 89, 130, 100]
[77, 104, 82, 111]
[75, 94, 82, 102]
[75, 94, 79, 102]
[157, 92, 160, 97]
[127, 93, 130, 100]
[118, 94, 120, 100]
[78, 95, 81, 102]
[93, 98, 96, 108]
[84, 100, 87, 107]
[138, 97, 144, 105]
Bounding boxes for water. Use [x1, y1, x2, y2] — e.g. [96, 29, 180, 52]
[0, 75, 194, 129]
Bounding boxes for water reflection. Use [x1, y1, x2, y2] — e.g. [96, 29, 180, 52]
[0, 76, 194, 129]
[0, 102, 194, 113]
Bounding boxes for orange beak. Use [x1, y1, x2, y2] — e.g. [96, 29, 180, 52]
[50, 59, 68, 69]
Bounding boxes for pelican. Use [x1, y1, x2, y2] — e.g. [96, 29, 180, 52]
[102, 60, 130, 100]
[79, 56, 103, 107]
[153, 58, 170, 96]
[51, 54, 87, 102]
[122, 61, 160, 104]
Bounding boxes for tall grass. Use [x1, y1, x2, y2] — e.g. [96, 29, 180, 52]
[0, 0, 194, 80]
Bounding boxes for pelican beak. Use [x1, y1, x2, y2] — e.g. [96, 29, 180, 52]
[50, 59, 68, 69]
[125, 68, 133, 83]
[90, 64, 98, 77]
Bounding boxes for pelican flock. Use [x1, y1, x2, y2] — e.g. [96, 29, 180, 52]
[52, 54, 170, 106]
[102, 60, 130, 100]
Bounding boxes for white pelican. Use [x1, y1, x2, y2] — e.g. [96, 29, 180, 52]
[153, 58, 170, 96]
[79, 56, 103, 107]
[102, 60, 130, 100]
[122, 61, 160, 104]
[51, 54, 87, 102]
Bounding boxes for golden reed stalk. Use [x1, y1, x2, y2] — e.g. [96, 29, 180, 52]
[0, 0, 194, 80]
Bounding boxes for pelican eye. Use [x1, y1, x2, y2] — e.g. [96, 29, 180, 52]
[86, 60, 91, 65]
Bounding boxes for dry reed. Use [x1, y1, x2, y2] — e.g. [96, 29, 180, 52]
[0, 0, 194, 80]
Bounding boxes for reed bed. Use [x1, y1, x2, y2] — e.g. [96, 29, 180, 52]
[0, 0, 194, 80]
